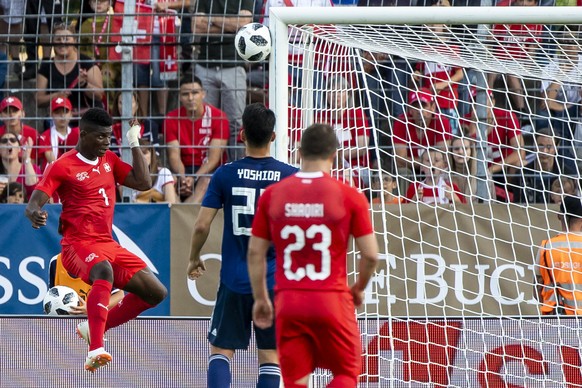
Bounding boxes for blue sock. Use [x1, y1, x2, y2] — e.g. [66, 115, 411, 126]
[208, 354, 231, 388]
[256, 363, 281, 388]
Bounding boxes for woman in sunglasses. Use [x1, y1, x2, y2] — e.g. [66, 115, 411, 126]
[0, 133, 40, 201]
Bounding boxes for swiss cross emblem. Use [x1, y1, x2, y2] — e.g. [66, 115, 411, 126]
[6, 97, 13, 103]
[55, 97, 64, 104]
[104, 163, 111, 172]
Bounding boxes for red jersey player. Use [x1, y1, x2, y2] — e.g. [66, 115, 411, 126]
[248, 123, 379, 387]
[25, 108, 167, 373]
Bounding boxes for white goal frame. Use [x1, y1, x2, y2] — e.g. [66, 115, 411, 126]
[268, 5, 582, 163]
[267, 6, 582, 387]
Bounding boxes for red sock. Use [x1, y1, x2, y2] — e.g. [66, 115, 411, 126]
[105, 293, 154, 332]
[86, 279, 112, 351]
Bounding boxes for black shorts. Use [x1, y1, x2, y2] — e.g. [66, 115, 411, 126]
[208, 283, 276, 350]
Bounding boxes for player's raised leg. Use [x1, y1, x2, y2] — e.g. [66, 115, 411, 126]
[105, 267, 167, 331]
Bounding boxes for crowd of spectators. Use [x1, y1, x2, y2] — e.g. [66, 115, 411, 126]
[0, 0, 580, 207]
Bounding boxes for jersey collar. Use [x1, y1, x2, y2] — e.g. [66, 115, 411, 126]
[76, 152, 99, 166]
[296, 171, 324, 178]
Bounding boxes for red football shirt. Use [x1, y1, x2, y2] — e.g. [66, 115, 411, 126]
[392, 112, 452, 160]
[37, 127, 80, 170]
[491, 23, 543, 60]
[316, 107, 370, 167]
[163, 104, 230, 167]
[416, 59, 461, 110]
[252, 171, 374, 292]
[461, 107, 521, 165]
[35, 150, 132, 244]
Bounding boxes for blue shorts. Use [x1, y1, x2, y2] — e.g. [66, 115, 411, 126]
[208, 283, 276, 350]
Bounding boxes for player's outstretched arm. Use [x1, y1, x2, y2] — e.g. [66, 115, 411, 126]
[25, 190, 51, 229]
[123, 119, 152, 191]
[350, 233, 379, 307]
[248, 235, 273, 329]
[187, 207, 218, 280]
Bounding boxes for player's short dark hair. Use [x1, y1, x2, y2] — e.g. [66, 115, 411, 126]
[561, 195, 582, 224]
[300, 123, 339, 160]
[80, 108, 113, 131]
[179, 71, 203, 89]
[242, 103, 275, 147]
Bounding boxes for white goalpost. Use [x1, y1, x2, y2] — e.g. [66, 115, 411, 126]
[269, 6, 582, 387]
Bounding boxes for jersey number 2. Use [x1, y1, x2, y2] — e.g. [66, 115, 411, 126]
[232, 187, 264, 236]
[281, 224, 331, 281]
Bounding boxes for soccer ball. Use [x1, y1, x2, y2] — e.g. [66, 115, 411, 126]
[43, 286, 80, 315]
[235, 23, 272, 63]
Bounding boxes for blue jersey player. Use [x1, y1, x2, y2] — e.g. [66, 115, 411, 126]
[187, 103, 298, 388]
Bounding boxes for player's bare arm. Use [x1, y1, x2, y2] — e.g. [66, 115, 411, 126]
[350, 233, 379, 307]
[122, 119, 152, 191]
[187, 207, 218, 279]
[247, 235, 273, 329]
[25, 190, 51, 229]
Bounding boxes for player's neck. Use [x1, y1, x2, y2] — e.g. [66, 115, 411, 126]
[245, 146, 270, 158]
[301, 160, 332, 174]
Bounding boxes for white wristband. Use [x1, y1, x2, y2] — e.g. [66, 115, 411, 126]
[126, 124, 141, 149]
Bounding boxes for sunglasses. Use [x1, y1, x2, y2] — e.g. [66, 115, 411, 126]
[0, 137, 18, 144]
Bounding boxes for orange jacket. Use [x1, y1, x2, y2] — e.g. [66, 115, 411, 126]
[536, 233, 582, 315]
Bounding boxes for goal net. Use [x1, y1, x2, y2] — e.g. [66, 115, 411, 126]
[269, 6, 582, 387]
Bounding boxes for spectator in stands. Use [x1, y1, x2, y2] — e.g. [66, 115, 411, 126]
[539, 36, 581, 170]
[109, 91, 159, 155]
[37, 97, 80, 171]
[549, 176, 578, 205]
[413, 12, 464, 135]
[462, 89, 525, 202]
[0, 0, 24, 76]
[0, 96, 40, 162]
[513, 128, 576, 204]
[0, 181, 25, 203]
[405, 147, 466, 204]
[317, 75, 371, 187]
[487, 0, 542, 114]
[132, 139, 177, 203]
[1, 181, 25, 203]
[152, 1, 193, 74]
[36, 23, 104, 119]
[193, 0, 253, 162]
[393, 88, 452, 194]
[164, 75, 229, 203]
[79, 0, 120, 97]
[0, 133, 40, 201]
[22, 1, 63, 80]
[371, 167, 404, 205]
[535, 195, 582, 315]
[449, 136, 477, 201]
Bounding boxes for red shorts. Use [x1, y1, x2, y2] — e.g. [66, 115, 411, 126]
[61, 241, 147, 289]
[275, 290, 361, 386]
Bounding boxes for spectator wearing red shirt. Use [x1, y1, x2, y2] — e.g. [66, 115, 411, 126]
[38, 97, 80, 171]
[164, 75, 229, 203]
[462, 90, 525, 201]
[0, 96, 41, 163]
[414, 22, 464, 135]
[487, 0, 542, 113]
[405, 148, 466, 205]
[393, 88, 452, 193]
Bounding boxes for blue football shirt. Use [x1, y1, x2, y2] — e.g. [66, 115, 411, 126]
[202, 156, 298, 293]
